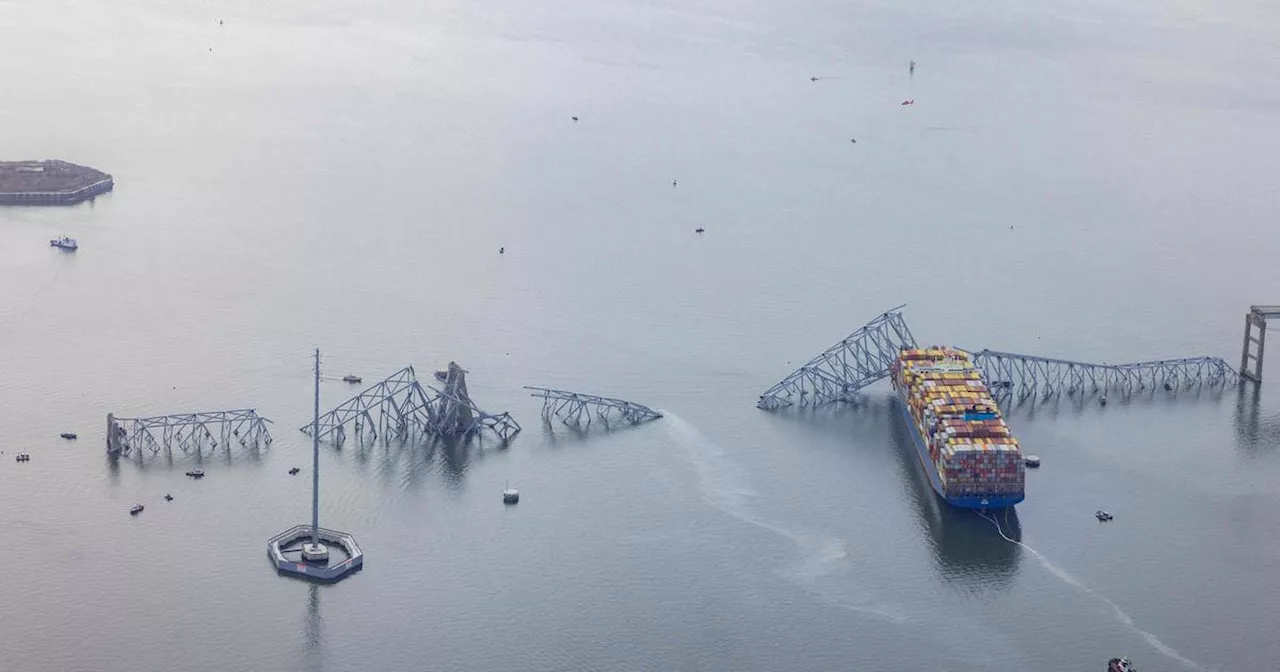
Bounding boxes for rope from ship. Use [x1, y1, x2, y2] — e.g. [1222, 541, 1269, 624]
[975, 509, 1211, 672]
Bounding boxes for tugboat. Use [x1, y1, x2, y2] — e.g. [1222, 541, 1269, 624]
[1108, 656, 1136, 672]
[185, 468, 205, 478]
[1096, 510, 1114, 522]
[130, 504, 144, 515]
[60, 432, 77, 440]
[342, 374, 362, 384]
[50, 235, 78, 251]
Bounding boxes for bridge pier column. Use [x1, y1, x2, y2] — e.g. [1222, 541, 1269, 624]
[1242, 309, 1268, 384]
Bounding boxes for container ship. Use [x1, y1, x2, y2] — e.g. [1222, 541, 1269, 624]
[890, 347, 1025, 509]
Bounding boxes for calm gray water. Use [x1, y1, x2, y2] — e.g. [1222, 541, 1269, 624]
[3, 0, 1280, 670]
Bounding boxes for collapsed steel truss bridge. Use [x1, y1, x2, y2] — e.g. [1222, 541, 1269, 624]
[106, 409, 273, 457]
[757, 306, 1239, 410]
[302, 364, 520, 443]
[756, 306, 917, 409]
[525, 387, 662, 429]
[971, 350, 1238, 402]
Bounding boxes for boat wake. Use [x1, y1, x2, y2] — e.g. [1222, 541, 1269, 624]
[978, 511, 1211, 672]
[663, 411, 908, 623]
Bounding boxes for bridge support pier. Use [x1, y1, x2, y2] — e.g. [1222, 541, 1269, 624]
[1241, 306, 1280, 384]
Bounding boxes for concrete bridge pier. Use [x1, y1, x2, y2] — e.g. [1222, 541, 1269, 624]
[1241, 306, 1280, 383]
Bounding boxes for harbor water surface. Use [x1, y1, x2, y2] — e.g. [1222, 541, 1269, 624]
[3, 0, 1280, 670]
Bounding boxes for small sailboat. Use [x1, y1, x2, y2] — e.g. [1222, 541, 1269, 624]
[503, 480, 519, 504]
[50, 235, 78, 250]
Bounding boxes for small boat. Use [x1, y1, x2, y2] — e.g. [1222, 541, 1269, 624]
[60, 432, 77, 440]
[1096, 510, 1113, 522]
[15, 452, 30, 462]
[130, 504, 144, 515]
[288, 467, 301, 475]
[1024, 455, 1041, 468]
[50, 235, 78, 251]
[185, 468, 205, 478]
[1108, 656, 1137, 672]
[503, 481, 519, 504]
[164, 494, 173, 502]
[342, 375, 362, 384]
[694, 227, 705, 233]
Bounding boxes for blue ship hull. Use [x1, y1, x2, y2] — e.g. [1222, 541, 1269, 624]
[894, 387, 1023, 510]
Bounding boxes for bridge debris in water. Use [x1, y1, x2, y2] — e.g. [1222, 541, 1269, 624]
[970, 350, 1238, 402]
[106, 409, 272, 457]
[758, 306, 1239, 410]
[757, 305, 917, 409]
[302, 363, 520, 444]
[525, 386, 662, 429]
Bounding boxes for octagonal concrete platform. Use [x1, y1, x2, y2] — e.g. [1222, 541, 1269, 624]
[268, 524, 362, 582]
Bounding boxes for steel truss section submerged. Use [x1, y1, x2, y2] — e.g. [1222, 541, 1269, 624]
[757, 305, 918, 409]
[525, 387, 662, 429]
[969, 350, 1239, 402]
[107, 409, 273, 456]
[302, 364, 520, 444]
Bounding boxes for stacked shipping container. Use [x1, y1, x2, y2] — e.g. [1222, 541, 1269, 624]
[891, 347, 1025, 506]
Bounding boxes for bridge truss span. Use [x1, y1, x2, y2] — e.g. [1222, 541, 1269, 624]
[526, 387, 662, 429]
[969, 349, 1239, 402]
[757, 306, 917, 409]
[107, 409, 273, 457]
[302, 364, 520, 444]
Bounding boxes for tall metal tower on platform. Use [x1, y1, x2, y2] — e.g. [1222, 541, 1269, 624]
[304, 349, 326, 562]
[267, 349, 363, 582]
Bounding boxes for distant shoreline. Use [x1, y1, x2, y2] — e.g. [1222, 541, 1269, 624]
[0, 160, 114, 205]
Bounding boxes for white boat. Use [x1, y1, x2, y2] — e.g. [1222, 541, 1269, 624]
[185, 468, 205, 478]
[1024, 455, 1041, 468]
[503, 481, 519, 504]
[50, 235, 78, 250]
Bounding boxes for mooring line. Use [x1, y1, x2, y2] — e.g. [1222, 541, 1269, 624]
[975, 511, 1210, 672]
